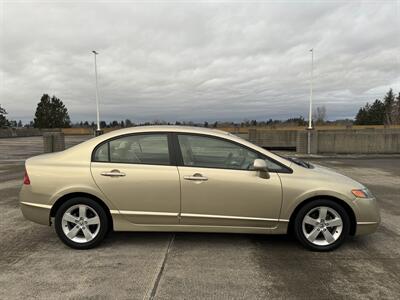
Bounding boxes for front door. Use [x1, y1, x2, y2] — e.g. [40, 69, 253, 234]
[176, 134, 283, 228]
[91, 133, 180, 224]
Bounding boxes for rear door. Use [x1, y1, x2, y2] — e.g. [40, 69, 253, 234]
[91, 132, 180, 224]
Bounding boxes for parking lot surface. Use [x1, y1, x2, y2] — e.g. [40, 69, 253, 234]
[0, 136, 399, 299]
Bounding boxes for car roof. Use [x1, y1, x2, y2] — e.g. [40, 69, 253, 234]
[99, 125, 234, 139]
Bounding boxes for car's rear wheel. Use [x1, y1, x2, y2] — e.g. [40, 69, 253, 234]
[294, 199, 350, 251]
[55, 197, 108, 249]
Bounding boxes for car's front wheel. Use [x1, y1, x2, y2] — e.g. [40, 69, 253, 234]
[55, 197, 108, 249]
[294, 199, 350, 251]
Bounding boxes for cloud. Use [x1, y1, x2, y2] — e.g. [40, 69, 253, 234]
[1, 0, 399, 123]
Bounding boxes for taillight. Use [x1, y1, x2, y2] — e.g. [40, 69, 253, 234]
[23, 169, 30, 185]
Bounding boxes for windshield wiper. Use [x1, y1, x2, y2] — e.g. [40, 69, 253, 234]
[287, 157, 312, 168]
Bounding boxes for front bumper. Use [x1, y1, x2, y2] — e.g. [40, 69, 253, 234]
[353, 196, 380, 236]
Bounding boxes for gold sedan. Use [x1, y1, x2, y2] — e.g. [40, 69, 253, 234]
[19, 126, 380, 251]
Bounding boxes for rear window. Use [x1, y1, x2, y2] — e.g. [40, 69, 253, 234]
[93, 143, 109, 162]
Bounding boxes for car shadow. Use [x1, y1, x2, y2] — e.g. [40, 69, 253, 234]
[102, 230, 299, 250]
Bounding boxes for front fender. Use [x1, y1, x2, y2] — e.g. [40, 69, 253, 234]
[280, 188, 355, 221]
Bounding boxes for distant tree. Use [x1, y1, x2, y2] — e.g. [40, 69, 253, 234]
[0, 105, 9, 127]
[284, 116, 307, 126]
[368, 100, 385, 124]
[395, 92, 400, 124]
[383, 89, 395, 125]
[17, 120, 23, 127]
[213, 121, 218, 128]
[204, 121, 209, 128]
[34, 94, 71, 128]
[120, 120, 125, 128]
[355, 98, 386, 125]
[313, 106, 327, 124]
[175, 121, 181, 125]
[355, 105, 369, 125]
[100, 121, 107, 128]
[125, 119, 133, 127]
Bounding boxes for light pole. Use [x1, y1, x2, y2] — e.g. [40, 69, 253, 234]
[307, 48, 314, 154]
[92, 50, 102, 136]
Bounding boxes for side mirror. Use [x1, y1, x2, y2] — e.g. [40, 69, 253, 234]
[252, 159, 270, 179]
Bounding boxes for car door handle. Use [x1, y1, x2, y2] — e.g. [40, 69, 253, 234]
[101, 170, 126, 177]
[183, 173, 208, 181]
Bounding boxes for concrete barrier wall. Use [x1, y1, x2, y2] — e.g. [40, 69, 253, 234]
[0, 128, 42, 138]
[249, 128, 400, 154]
[248, 129, 298, 149]
[317, 129, 400, 154]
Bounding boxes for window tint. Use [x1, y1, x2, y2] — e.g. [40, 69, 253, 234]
[264, 158, 286, 172]
[94, 134, 170, 165]
[178, 134, 288, 172]
[93, 143, 109, 162]
[178, 135, 258, 170]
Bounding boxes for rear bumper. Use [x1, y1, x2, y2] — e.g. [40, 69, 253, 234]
[19, 186, 51, 225]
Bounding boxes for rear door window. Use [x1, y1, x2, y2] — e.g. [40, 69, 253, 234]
[93, 134, 171, 165]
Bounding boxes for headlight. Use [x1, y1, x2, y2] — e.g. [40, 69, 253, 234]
[351, 188, 373, 198]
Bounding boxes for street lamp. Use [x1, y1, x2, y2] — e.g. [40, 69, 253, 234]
[307, 48, 314, 154]
[92, 50, 103, 136]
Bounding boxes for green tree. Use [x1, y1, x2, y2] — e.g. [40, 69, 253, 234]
[355, 90, 396, 125]
[0, 104, 9, 127]
[355, 105, 368, 125]
[368, 99, 385, 124]
[355, 101, 386, 125]
[383, 89, 395, 125]
[395, 92, 400, 125]
[34, 94, 71, 128]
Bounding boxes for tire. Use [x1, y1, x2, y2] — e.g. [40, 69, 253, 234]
[293, 199, 350, 251]
[55, 197, 109, 249]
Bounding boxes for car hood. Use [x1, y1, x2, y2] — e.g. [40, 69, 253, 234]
[308, 163, 365, 189]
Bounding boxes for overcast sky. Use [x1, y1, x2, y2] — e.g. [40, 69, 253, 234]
[1, 0, 399, 123]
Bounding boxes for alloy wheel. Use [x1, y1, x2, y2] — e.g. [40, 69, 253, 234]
[61, 204, 101, 243]
[302, 206, 343, 246]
